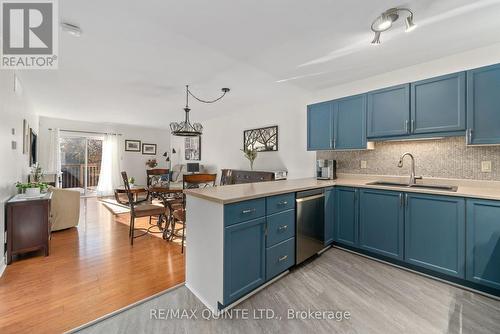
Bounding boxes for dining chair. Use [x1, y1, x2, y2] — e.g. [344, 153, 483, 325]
[171, 173, 217, 253]
[121, 172, 167, 245]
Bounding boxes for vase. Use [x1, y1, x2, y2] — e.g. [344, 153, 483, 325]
[25, 187, 40, 197]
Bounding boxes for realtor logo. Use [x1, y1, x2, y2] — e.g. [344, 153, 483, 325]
[1, 0, 58, 69]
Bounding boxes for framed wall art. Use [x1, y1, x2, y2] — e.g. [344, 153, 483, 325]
[243, 125, 278, 152]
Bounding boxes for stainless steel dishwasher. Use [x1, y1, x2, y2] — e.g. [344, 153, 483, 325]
[295, 189, 325, 264]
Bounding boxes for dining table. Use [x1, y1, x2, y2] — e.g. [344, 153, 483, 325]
[148, 183, 184, 240]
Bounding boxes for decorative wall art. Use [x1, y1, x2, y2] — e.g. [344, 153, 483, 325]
[185, 136, 201, 161]
[142, 143, 157, 155]
[125, 140, 141, 152]
[243, 125, 278, 152]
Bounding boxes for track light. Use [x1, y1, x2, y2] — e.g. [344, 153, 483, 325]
[370, 8, 416, 44]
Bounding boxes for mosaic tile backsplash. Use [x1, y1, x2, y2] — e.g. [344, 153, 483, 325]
[317, 137, 500, 181]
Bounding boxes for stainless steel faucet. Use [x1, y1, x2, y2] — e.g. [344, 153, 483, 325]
[397, 152, 422, 186]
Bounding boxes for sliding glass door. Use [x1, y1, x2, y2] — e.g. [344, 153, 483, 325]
[60, 135, 103, 195]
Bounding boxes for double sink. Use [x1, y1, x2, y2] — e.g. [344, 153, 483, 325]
[366, 181, 458, 192]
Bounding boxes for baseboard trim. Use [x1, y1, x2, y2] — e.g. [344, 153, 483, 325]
[65, 282, 185, 333]
[333, 245, 500, 302]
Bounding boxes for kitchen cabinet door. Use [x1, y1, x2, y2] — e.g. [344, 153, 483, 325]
[467, 63, 500, 145]
[333, 94, 367, 150]
[411, 72, 466, 134]
[367, 84, 410, 138]
[334, 187, 358, 247]
[224, 217, 266, 305]
[307, 101, 334, 150]
[359, 189, 404, 260]
[405, 193, 465, 278]
[466, 199, 500, 290]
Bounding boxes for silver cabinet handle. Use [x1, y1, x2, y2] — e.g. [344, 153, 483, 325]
[469, 129, 473, 144]
[411, 120, 415, 133]
[278, 225, 288, 231]
[399, 193, 404, 207]
[405, 120, 409, 133]
[330, 139, 334, 149]
[405, 193, 408, 207]
[278, 201, 288, 206]
[465, 129, 469, 145]
[278, 255, 288, 262]
[242, 208, 256, 214]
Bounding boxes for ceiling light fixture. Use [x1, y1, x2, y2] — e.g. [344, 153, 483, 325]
[61, 22, 82, 37]
[370, 8, 416, 44]
[170, 85, 230, 137]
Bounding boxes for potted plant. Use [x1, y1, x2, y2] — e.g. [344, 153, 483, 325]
[146, 158, 158, 169]
[128, 177, 136, 187]
[241, 148, 258, 170]
[16, 182, 48, 196]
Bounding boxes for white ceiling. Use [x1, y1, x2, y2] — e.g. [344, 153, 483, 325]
[16, 0, 500, 128]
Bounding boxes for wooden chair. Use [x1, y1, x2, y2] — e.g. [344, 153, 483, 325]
[121, 172, 167, 245]
[171, 174, 217, 253]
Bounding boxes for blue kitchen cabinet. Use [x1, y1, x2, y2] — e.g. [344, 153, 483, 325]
[467, 63, 500, 145]
[466, 199, 500, 290]
[411, 72, 466, 134]
[324, 187, 334, 245]
[367, 84, 410, 138]
[307, 101, 334, 150]
[224, 217, 266, 304]
[359, 189, 404, 260]
[404, 193, 465, 278]
[333, 94, 367, 150]
[334, 187, 359, 247]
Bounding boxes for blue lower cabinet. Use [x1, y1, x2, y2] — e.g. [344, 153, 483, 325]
[266, 237, 295, 280]
[266, 193, 295, 215]
[466, 199, 500, 290]
[404, 193, 465, 278]
[359, 189, 404, 260]
[324, 187, 334, 245]
[334, 187, 359, 246]
[224, 217, 266, 304]
[266, 209, 295, 247]
[224, 198, 266, 226]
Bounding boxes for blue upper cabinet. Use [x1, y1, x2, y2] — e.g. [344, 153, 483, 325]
[404, 193, 465, 279]
[334, 187, 359, 247]
[411, 72, 466, 134]
[307, 101, 333, 150]
[467, 63, 500, 145]
[224, 217, 266, 305]
[324, 187, 334, 245]
[466, 199, 500, 290]
[333, 94, 367, 150]
[367, 84, 410, 138]
[359, 189, 404, 260]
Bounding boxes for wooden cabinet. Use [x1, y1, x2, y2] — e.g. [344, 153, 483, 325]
[307, 101, 334, 150]
[404, 193, 465, 278]
[223, 217, 266, 304]
[411, 72, 466, 135]
[359, 189, 404, 260]
[467, 63, 500, 145]
[5, 193, 52, 264]
[367, 84, 410, 138]
[334, 187, 358, 247]
[324, 187, 334, 245]
[333, 94, 367, 150]
[466, 199, 500, 290]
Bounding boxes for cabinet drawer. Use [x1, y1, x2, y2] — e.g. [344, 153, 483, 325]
[266, 237, 295, 280]
[266, 193, 295, 215]
[266, 209, 295, 247]
[224, 198, 265, 226]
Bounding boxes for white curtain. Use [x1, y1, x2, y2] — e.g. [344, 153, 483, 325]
[47, 128, 61, 187]
[97, 135, 122, 196]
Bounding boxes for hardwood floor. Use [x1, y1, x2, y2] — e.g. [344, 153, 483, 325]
[0, 198, 185, 334]
[77, 248, 500, 334]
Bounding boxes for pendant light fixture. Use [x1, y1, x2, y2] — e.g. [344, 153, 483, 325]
[370, 8, 416, 45]
[170, 85, 230, 137]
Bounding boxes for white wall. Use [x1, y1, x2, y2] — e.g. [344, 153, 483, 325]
[38, 117, 170, 186]
[0, 71, 38, 275]
[311, 42, 500, 103]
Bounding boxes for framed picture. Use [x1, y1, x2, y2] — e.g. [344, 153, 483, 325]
[243, 125, 278, 152]
[142, 143, 157, 155]
[29, 128, 37, 166]
[125, 140, 141, 152]
[185, 136, 201, 161]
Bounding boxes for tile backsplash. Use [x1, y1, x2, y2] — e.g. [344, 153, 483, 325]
[317, 137, 500, 181]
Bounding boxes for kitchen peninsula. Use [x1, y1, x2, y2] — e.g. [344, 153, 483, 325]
[184, 175, 500, 312]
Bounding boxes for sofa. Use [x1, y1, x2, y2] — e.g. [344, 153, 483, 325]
[49, 187, 81, 231]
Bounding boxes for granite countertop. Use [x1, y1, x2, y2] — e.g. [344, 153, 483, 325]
[184, 174, 500, 204]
